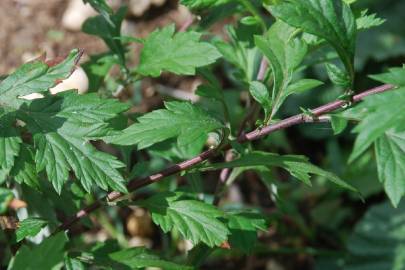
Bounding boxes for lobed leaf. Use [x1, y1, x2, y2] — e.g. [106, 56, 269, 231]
[213, 24, 262, 83]
[138, 192, 230, 247]
[342, 67, 405, 205]
[347, 89, 405, 163]
[0, 49, 80, 108]
[107, 101, 224, 150]
[356, 9, 386, 30]
[15, 218, 48, 242]
[255, 21, 308, 117]
[10, 145, 40, 190]
[137, 25, 221, 77]
[0, 111, 21, 183]
[266, 0, 356, 82]
[375, 128, 405, 207]
[73, 240, 193, 269]
[9, 233, 67, 270]
[369, 66, 405, 87]
[345, 201, 405, 269]
[226, 210, 268, 253]
[17, 92, 129, 193]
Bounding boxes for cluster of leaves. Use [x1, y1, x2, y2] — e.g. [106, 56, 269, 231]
[340, 68, 405, 206]
[1, 0, 404, 269]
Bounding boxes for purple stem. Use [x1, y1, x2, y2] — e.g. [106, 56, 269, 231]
[57, 83, 395, 232]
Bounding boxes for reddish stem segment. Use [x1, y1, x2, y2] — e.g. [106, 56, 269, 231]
[58, 83, 395, 232]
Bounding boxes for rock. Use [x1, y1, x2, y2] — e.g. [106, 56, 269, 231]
[49, 67, 89, 95]
[121, 19, 138, 36]
[62, 0, 97, 31]
[128, 236, 153, 248]
[129, 0, 151, 16]
[19, 92, 45, 100]
[151, 0, 166, 6]
[126, 208, 153, 237]
[177, 239, 194, 252]
[19, 64, 89, 100]
[19, 66, 88, 100]
[266, 260, 285, 270]
[175, 4, 193, 25]
[129, 0, 167, 17]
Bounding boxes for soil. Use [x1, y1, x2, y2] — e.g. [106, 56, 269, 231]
[0, 0, 105, 74]
[0, 0, 191, 75]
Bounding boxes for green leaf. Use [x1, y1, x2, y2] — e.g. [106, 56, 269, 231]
[0, 50, 83, 186]
[9, 232, 67, 270]
[17, 92, 129, 193]
[101, 247, 193, 270]
[201, 151, 357, 191]
[138, 192, 230, 247]
[10, 144, 40, 190]
[266, 0, 356, 81]
[82, 7, 127, 66]
[226, 210, 268, 253]
[285, 79, 323, 95]
[345, 200, 405, 270]
[375, 128, 405, 207]
[64, 257, 85, 270]
[249, 81, 271, 119]
[0, 188, 13, 214]
[195, 84, 223, 101]
[180, 0, 231, 10]
[0, 49, 80, 108]
[137, 24, 221, 77]
[0, 111, 21, 182]
[249, 81, 270, 108]
[342, 85, 405, 205]
[15, 218, 48, 242]
[325, 63, 351, 89]
[330, 115, 348, 135]
[81, 53, 118, 92]
[83, 0, 114, 23]
[241, 16, 260, 26]
[149, 137, 206, 162]
[369, 66, 405, 87]
[107, 101, 224, 150]
[356, 9, 385, 30]
[280, 78, 324, 108]
[78, 241, 193, 270]
[213, 24, 262, 83]
[195, 69, 224, 101]
[255, 20, 308, 117]
[347, 89, 405, 162]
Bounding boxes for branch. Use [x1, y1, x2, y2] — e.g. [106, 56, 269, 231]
[214, 58, 269, 205]
[57, 83, 395, 232]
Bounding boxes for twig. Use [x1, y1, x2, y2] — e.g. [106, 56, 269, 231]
[214, 58, 269, 205]
[57, 83, 395, 232]
[240, 84, 394, 142]
[155, 84, 199, 102]
[237, 58, 268, 138]
[256, 59, 268, 82]
[213, 151, 235, 205]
